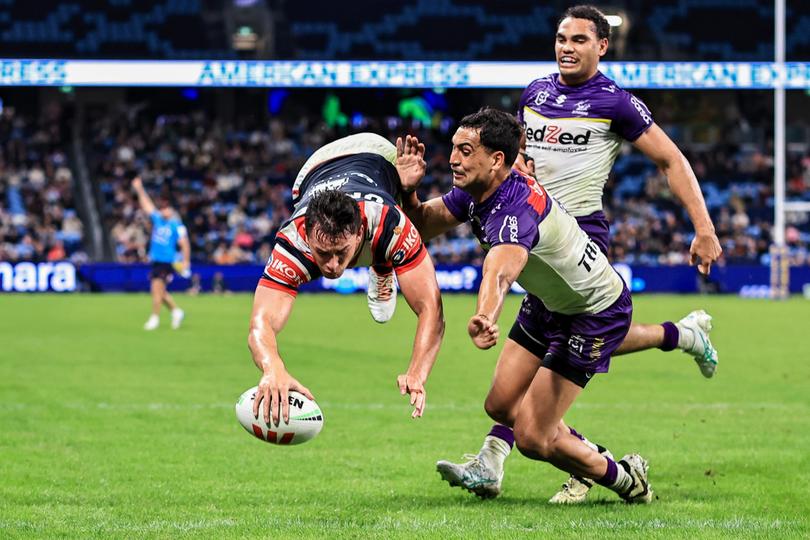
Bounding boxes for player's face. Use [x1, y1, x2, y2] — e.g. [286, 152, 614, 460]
[555, 17, 608, 85]
[308, 226, 363, 279]
[449, 127, 502, 193]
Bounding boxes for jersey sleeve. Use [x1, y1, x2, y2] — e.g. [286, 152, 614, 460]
[441, 187, 473, 223]
[516, 78, 541, 123]
[258, 233, 318, 297]
[483, 200, 540, 252]
[610, 90, 654, 142]
[176, 223, 188, 239]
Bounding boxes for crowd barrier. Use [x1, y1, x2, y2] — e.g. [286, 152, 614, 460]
[2, 261, 810, 295]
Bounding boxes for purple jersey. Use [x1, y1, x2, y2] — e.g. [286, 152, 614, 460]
[517, 71, 654, 217]
[442, 171, 624, 315]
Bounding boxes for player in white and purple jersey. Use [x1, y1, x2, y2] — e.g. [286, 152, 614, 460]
[400, 108, 653, 504]
[435, 5, 723, 503]
[248, 135, 444, 425]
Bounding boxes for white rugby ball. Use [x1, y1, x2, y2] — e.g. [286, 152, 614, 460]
[235, 386, 324, 445]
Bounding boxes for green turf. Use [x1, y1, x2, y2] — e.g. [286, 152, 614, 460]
[1, 293, 808, 539]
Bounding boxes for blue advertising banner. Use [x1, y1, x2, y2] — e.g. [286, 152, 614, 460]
[0, 262, 791, 295]
[2, 261, 809, 295]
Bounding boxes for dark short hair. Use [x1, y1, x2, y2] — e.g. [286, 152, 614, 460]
[304, 189, 362, 241]
[559, 5, 611, 41]
[458, 108, 523, 166]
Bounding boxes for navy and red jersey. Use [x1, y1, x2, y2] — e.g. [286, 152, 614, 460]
[259, 154, 426, 296]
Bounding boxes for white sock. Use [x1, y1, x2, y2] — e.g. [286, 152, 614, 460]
[480, 435, 511, 472]
[147, 314, 159, 323]
[676, 323, 695, 350]
[580, 435, 599, 453]
[609, 460, 635, 494]
[172, 308, 183, 316]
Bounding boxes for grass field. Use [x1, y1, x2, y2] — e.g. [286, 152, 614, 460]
[1, 292, 809, 539]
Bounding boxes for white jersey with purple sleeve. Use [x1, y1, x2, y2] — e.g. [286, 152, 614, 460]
[517, 71, 653, 217]
[441, 172, 624, 315]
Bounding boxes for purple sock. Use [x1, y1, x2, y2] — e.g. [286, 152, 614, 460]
[595, 457, 619, 487]
[488, 424, 514, 448]
[659, 321, 679, 351]
[569, 427, 585, 441]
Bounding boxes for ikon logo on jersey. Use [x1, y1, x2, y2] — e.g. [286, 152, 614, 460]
[525, 125, 592, 145]
[265, 256, 305, 285]
[391, 223, 420, 264]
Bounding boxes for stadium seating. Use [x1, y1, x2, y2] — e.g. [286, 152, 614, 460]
[0, 106, 87, 263]
[0, 0, 806, 60]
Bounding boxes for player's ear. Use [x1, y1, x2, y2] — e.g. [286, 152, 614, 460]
[598, 38, 608, 57]
[492, 150, 506, 170]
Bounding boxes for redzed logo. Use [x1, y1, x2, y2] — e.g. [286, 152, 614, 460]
[526, 125, 592, 145]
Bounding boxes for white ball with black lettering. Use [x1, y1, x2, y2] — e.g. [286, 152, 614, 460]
[235, 386, 324, 445]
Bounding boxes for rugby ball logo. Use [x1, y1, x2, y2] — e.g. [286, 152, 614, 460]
[235, 387, 324, 445]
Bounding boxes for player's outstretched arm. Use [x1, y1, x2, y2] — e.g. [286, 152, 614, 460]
[131, 177, 157, 215]
[395, 253, 445, 418]
[633, 124, 722, 274]
[468, 245, 528, 350]
[400, 195, 462, 243]
[248, 286, 313, 426]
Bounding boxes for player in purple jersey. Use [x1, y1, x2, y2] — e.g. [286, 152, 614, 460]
[433, 5, 724, 503]
[400, 108, 653, 504]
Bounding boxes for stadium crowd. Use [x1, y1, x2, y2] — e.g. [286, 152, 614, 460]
[4, 100, 810, 267]
[0, 104, 87, 264]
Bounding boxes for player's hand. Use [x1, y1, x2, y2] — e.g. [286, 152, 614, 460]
[395, 135, 427, 193]
[689, 231, 722, 275]
[468, 314, 499, 349]
[253, 367, 314, 427]
[396, 373, 426, 418]
[513, 152, 535, 178]
[173, 261, 192, 279]
[132, 176, 143, 191]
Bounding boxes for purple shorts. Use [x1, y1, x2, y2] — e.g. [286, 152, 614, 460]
[510, 285, 632, 383]
[575, 211, 610, 255]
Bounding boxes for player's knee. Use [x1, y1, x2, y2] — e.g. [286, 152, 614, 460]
[513, 422, 556, 462]
[484, 394, 513, 426]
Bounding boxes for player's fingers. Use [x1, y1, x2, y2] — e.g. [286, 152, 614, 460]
[263, 389, 273, 425]
[269, 389, 280, 427]
[415, 391, 425, 415]
[280, 386, 291, 424]
[689, 251, 697, 266]
[397, 375, 407, 395]
[252, 389, 262, 418]
[417, 142, 425, 157]
[699, 261, 711, 275]
[297, 383, 315, 401]
[396, 137, 404, 157]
